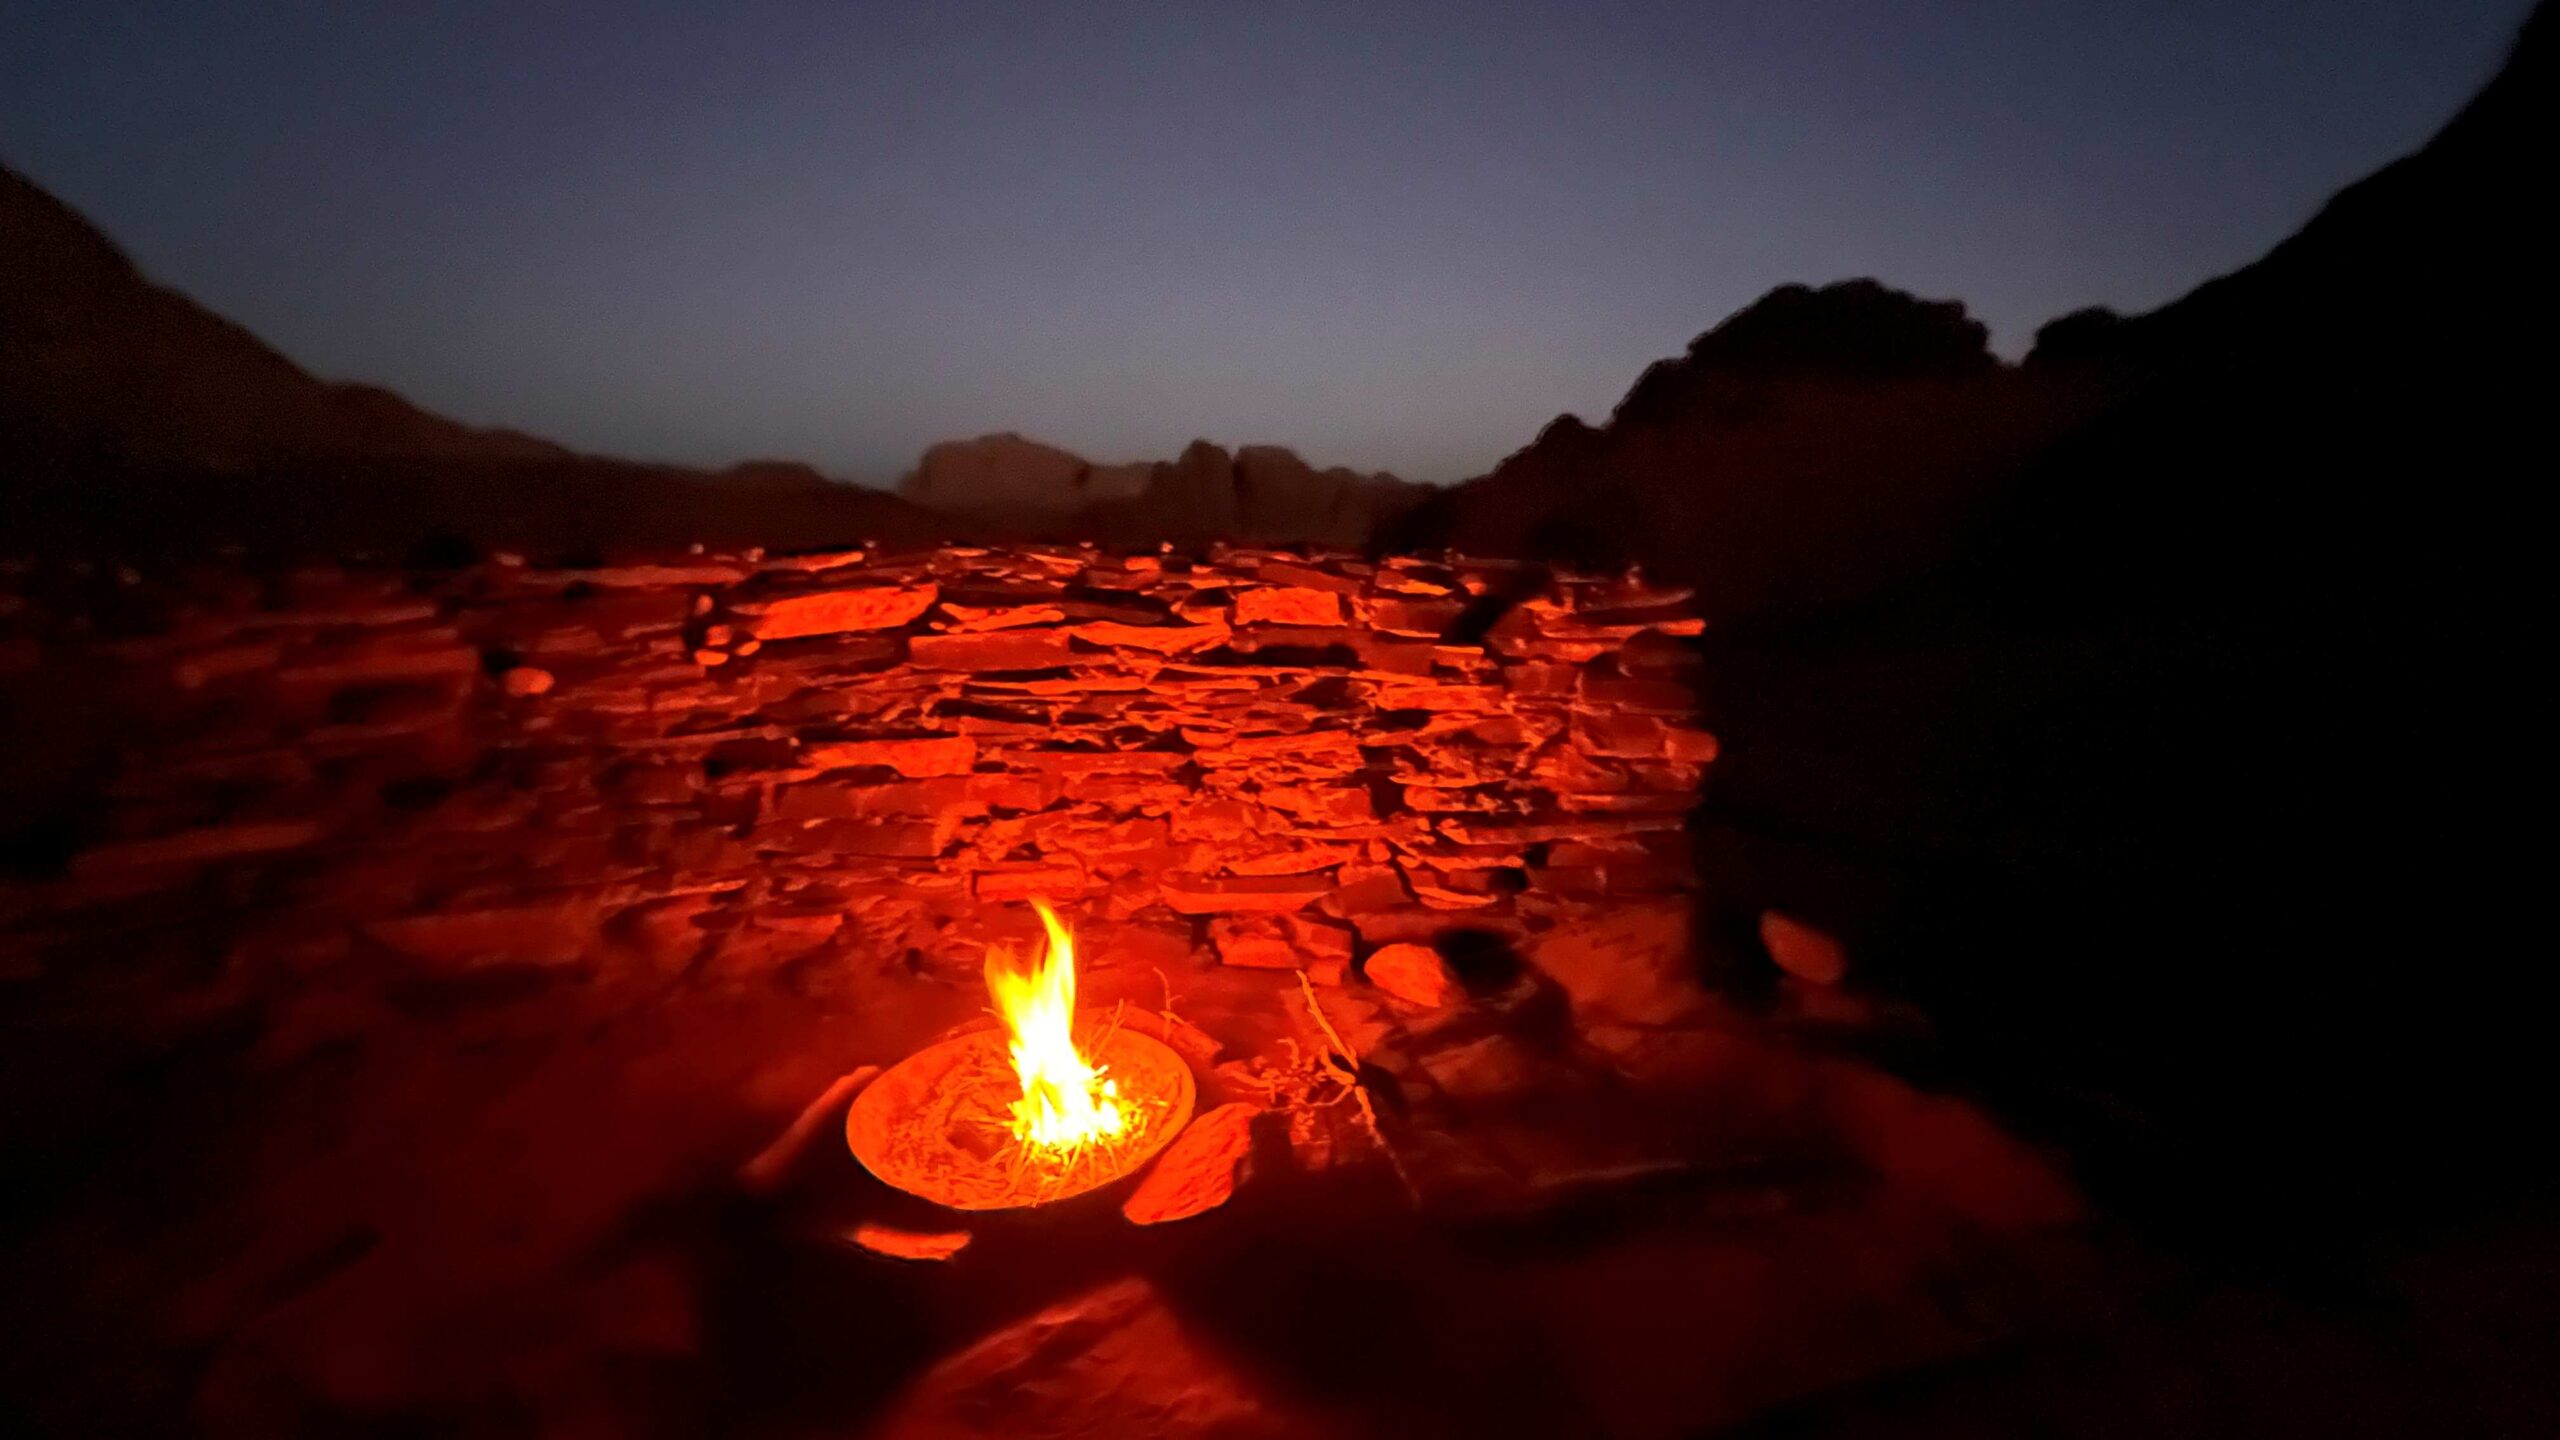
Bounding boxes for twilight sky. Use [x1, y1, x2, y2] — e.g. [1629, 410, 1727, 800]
[0, 2, 2532, 484]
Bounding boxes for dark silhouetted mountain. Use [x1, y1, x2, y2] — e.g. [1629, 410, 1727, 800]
[1610, 278, 2000, 429]
[2019, 305, 2135, 371]
[902, 432, 1421, 547]
[1391, 279, 2115, 616]
[1, 162, 563, 471]
[3, 161, 940, 559]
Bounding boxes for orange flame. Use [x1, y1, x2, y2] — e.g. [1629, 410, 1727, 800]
[983, 899, 1125, 1153]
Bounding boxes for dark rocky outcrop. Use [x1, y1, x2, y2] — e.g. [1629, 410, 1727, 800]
[1390, 279, 2116, 617]
[1609, 279, 2001, 429]
[1464, 2, 2557, 1253]
[1920, 1, 2555, 1213]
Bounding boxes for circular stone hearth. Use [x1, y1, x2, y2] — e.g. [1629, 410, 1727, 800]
[846, 1025, 1196, 1211]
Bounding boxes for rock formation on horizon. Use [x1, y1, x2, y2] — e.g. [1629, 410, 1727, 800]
[1388, 277, 2111, 617]
[900, 430, 1422, 548]
[900, 432, 1151, 518]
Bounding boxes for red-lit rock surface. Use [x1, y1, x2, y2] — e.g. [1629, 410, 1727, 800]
[0, 543, 1707, 970]
[1121, 1102, 1260, 1225]
[10, 538, 2483, 1440]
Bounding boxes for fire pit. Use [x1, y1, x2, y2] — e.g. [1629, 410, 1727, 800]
[846, 901, 1196, 1210]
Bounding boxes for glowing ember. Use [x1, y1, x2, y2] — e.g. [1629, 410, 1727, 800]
[984, 899, 1126, 1154]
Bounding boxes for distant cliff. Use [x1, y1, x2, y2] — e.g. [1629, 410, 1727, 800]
[902, 433, 1150, 518]
[900, 432, 1422, 548]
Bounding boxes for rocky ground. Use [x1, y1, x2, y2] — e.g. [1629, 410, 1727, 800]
[0, 542, 2544, 1438]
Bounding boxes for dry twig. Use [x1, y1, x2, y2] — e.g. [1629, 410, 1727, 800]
[1294, 968, 1419, 1204]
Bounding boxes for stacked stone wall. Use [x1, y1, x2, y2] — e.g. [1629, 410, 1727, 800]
[0, 544, 1710, 987]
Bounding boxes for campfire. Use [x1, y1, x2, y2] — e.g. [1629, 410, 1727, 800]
[847, 900, 1195, 1210]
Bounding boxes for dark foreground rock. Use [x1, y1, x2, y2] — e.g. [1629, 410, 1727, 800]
[1394, 2, 2560, 1266]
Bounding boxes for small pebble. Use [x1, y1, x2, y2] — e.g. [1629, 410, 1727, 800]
[501, 666, 556, 697]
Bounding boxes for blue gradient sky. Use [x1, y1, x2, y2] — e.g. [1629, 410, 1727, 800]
[0, 2, 2532, 483]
